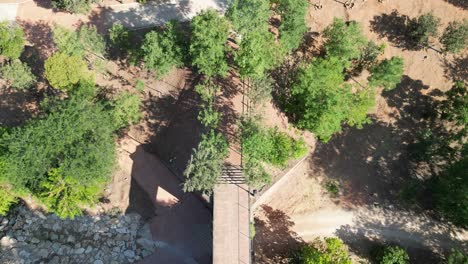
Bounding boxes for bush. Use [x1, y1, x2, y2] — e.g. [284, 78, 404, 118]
[45, 52, 93, 90]
[109, 23, 131, 52]
[141, 21, 184, 77]
[440, 19, 468, 54]
[0, 184, 17, 216]
[183, 130, 229, 194]
[407, 13, 440, 47]
[292, 237, 352, 264]
[53, 25, 106, 58]
[276, 0, 308, 53]
[109, 91, 142, 130]
[0, 60, 36, 89]
[0, 21, 24, 59]
[368, 57, 404, 90]
[51, 0, 95, 13]
[323, 18, 367, 63]
[325, 180, 339, 196]
[0, 97, 116, 218]
[377, 246, 410, 264]
[135, 79, 145, 92]
[447, 249, 468, 264]
[345, 86, 375, 128]
[247, 77, 274, 107]
[356, 41, 386, 71]
[190, 9, 230, 78]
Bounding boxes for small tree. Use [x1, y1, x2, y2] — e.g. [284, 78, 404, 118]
[109, 23, 131, 52]
[226, 0, 271, 35]
[53, 25, 106, 57]
[141, 21, 184, 77]
[356, 41, 386, 71]
[45, 52, 93, 90]
[0, 21, 24, 59]
[448, 249, 468, 264]
[440, 19, 468, 54]
[0, 60, 36, 90]
[235, 30, 277, 78]
[368, 56, 404, 90]
[323, 18, 367, 63]
[407, 13, 441, 47]
[293, 237, 352, 264]
[109, 91, 142, 130]
[190, 9, 230, 78]
[276, 0, 308, 53]
[378, 246, 410, 264]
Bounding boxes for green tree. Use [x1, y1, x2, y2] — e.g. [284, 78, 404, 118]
[183, 130, 229, 194]
[407, 13, 441, 47]
[323, 18, 367, 63]
[109, 23, 131, 52]
[45, 52, 93, 90]
[368, 56, 404, 90]
[190, 9, 230, 78]
[447, 249, 468, 264]
[141, 21, 184, 77]
[378, 246, 410, 264]
[235, 30, 277, 78]
[109, 91, 142, 130]
[276, 0, 308, 53]
[0, 60, 36, 90]
[0, 184, 17, 216]
[356, 41, 386, 71]
[53, 25, 106, 57]
[247, 77, 274, 107]
[0, 21, 24, 59]
[226, 0, 271, 35]
[440, 19, 468, 54]
[293, 237, 352, 264]
[51, 0, 95, 13]
[344, 86, 375, 128]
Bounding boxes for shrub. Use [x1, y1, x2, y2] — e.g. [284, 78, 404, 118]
[109, 91, 142, 130]
[440, 19, 468, 54]
[0, 97, 116, 218]
[325, 180, 339, 196]
[51, 0, 95, 13]
[356, 41, 386, 71]
[0, 21, 24, 59]
[45, 52, 93, 90]
[53, 25, 106, 58]
[323, 18, 367, 63]
[447, 249, 468, 264]
[135, 79, 145, 92]
[142, 21, 184, 77]
[378, 246, 410, 264]
[293, 237, 352, 264]
[183, 130, 229, 194]
[0, 60, 36, 89]
[190, 9, 230, 78]
[109, 23, 131, 52]
[344, 86, 375, 128]
[407, 13, 440, 47]
[368, 57, 404, 90]
[247, 77, 274, 107]
[276, 0, 308, 53]
[0, 184, 17, 216]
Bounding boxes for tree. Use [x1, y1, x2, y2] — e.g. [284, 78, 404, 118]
[377, 246, 410, 264]
[247, 77, 274, 107]
[0, 21, 24, 59]
[53, 25, 106, 57]
[141, 21, 184, 77]
[368, 57, 405, 90]
[51, 0, 95, 13]
[190, 9, 230, 78]
[276, 0, 308, 53]
[407, 13, 440, 47]
[109, 91, 142, 130]
[344, 86, 375, 128]
[109, 23, 131, 52]
[293, 237, 352, 264]
[45, 52, 93, 90]
[0, 97, 116, 218]
[0, 60, 36, 90]
[356, 41, 386, 71]
[183, 130, 228, 194]
[323, 18, 367, 63]
[440, 19, 468, 54]
[226, 0, 271, 35]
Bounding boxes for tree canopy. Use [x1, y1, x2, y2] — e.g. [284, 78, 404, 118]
[368, 56, 405, 90]
[189, 9, 230, 78]
[407, 12, 440, 47]
[276, 0, 308, 53]
[440, 19, 468, 54]
[45, 52, 93, 90]
[0, 60, 36, 90]
[293, 237, 352, 264]
[0, 21, 25, 59]
[226, 0, 271, 35]
[323, 18, 367, 63]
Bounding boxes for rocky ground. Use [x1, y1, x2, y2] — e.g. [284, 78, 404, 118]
[0, 206, 160, 264]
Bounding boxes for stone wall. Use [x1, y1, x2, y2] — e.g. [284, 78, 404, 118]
[0, 206, 158, 264]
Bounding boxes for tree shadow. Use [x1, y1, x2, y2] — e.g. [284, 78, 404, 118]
[443, 55, 468, 82]
[0, 88, 39, 127]
[370, 10, 419, 50]
[445, 0, 468, 10]
[33, 0, 53, 9]
[335, 208, 467, 263]
[254, 205, 304, 263]
[309, 76, 440, 208]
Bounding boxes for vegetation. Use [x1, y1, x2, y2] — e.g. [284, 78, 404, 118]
[0, 60, 36, 90]
[448, 249, 468, 264]
[368, 57, 405, 90]
[407, 13, 441, 47]
[356, 41, 386, 71]
[109, 91, 142, 130]
[141, 21, 184, 77]
[325, 180, 339, 196]
[440, 19, 468, 54]
[51, 0, 95, 13]
[109, 23, 131, 52]
[53, 25, 106, 58]
[292, 237, 352, 264]
[276, 0, 309, 53]
[44, 52, 93, 90]
[0, 184, 17, 216]
[247, 77, 274, 107]
[190, 10, 230, 78]
[0, 21, 24, 59]
[323, 18, 367, 64]
[376, 246, 410, 264]
[226, 0, 270, 35]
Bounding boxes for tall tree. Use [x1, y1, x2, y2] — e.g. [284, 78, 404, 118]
[323, 18, 367, 63]
[189, 9, 230, 78]
[276, 0, 308, 53]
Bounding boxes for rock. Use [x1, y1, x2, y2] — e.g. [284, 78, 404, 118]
[16, 235, 25, 242]
[67, 235, 76, 243]
[93, 260, 104, 264]
[50, 233, 59, 240]
[136, 238, 155, 250]
[31, 237, 40, 244]
[38, 248, 49, 258]
[85, 245, 93, 254]
[123, 250, 135, 258]
[74, 248, 85, 254]
[51, 242, 61, 252]
[93, 233, 100, 241]
[0, 236, 16, 247]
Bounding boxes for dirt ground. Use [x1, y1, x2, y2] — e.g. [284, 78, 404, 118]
[254, 0, 468, 263]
